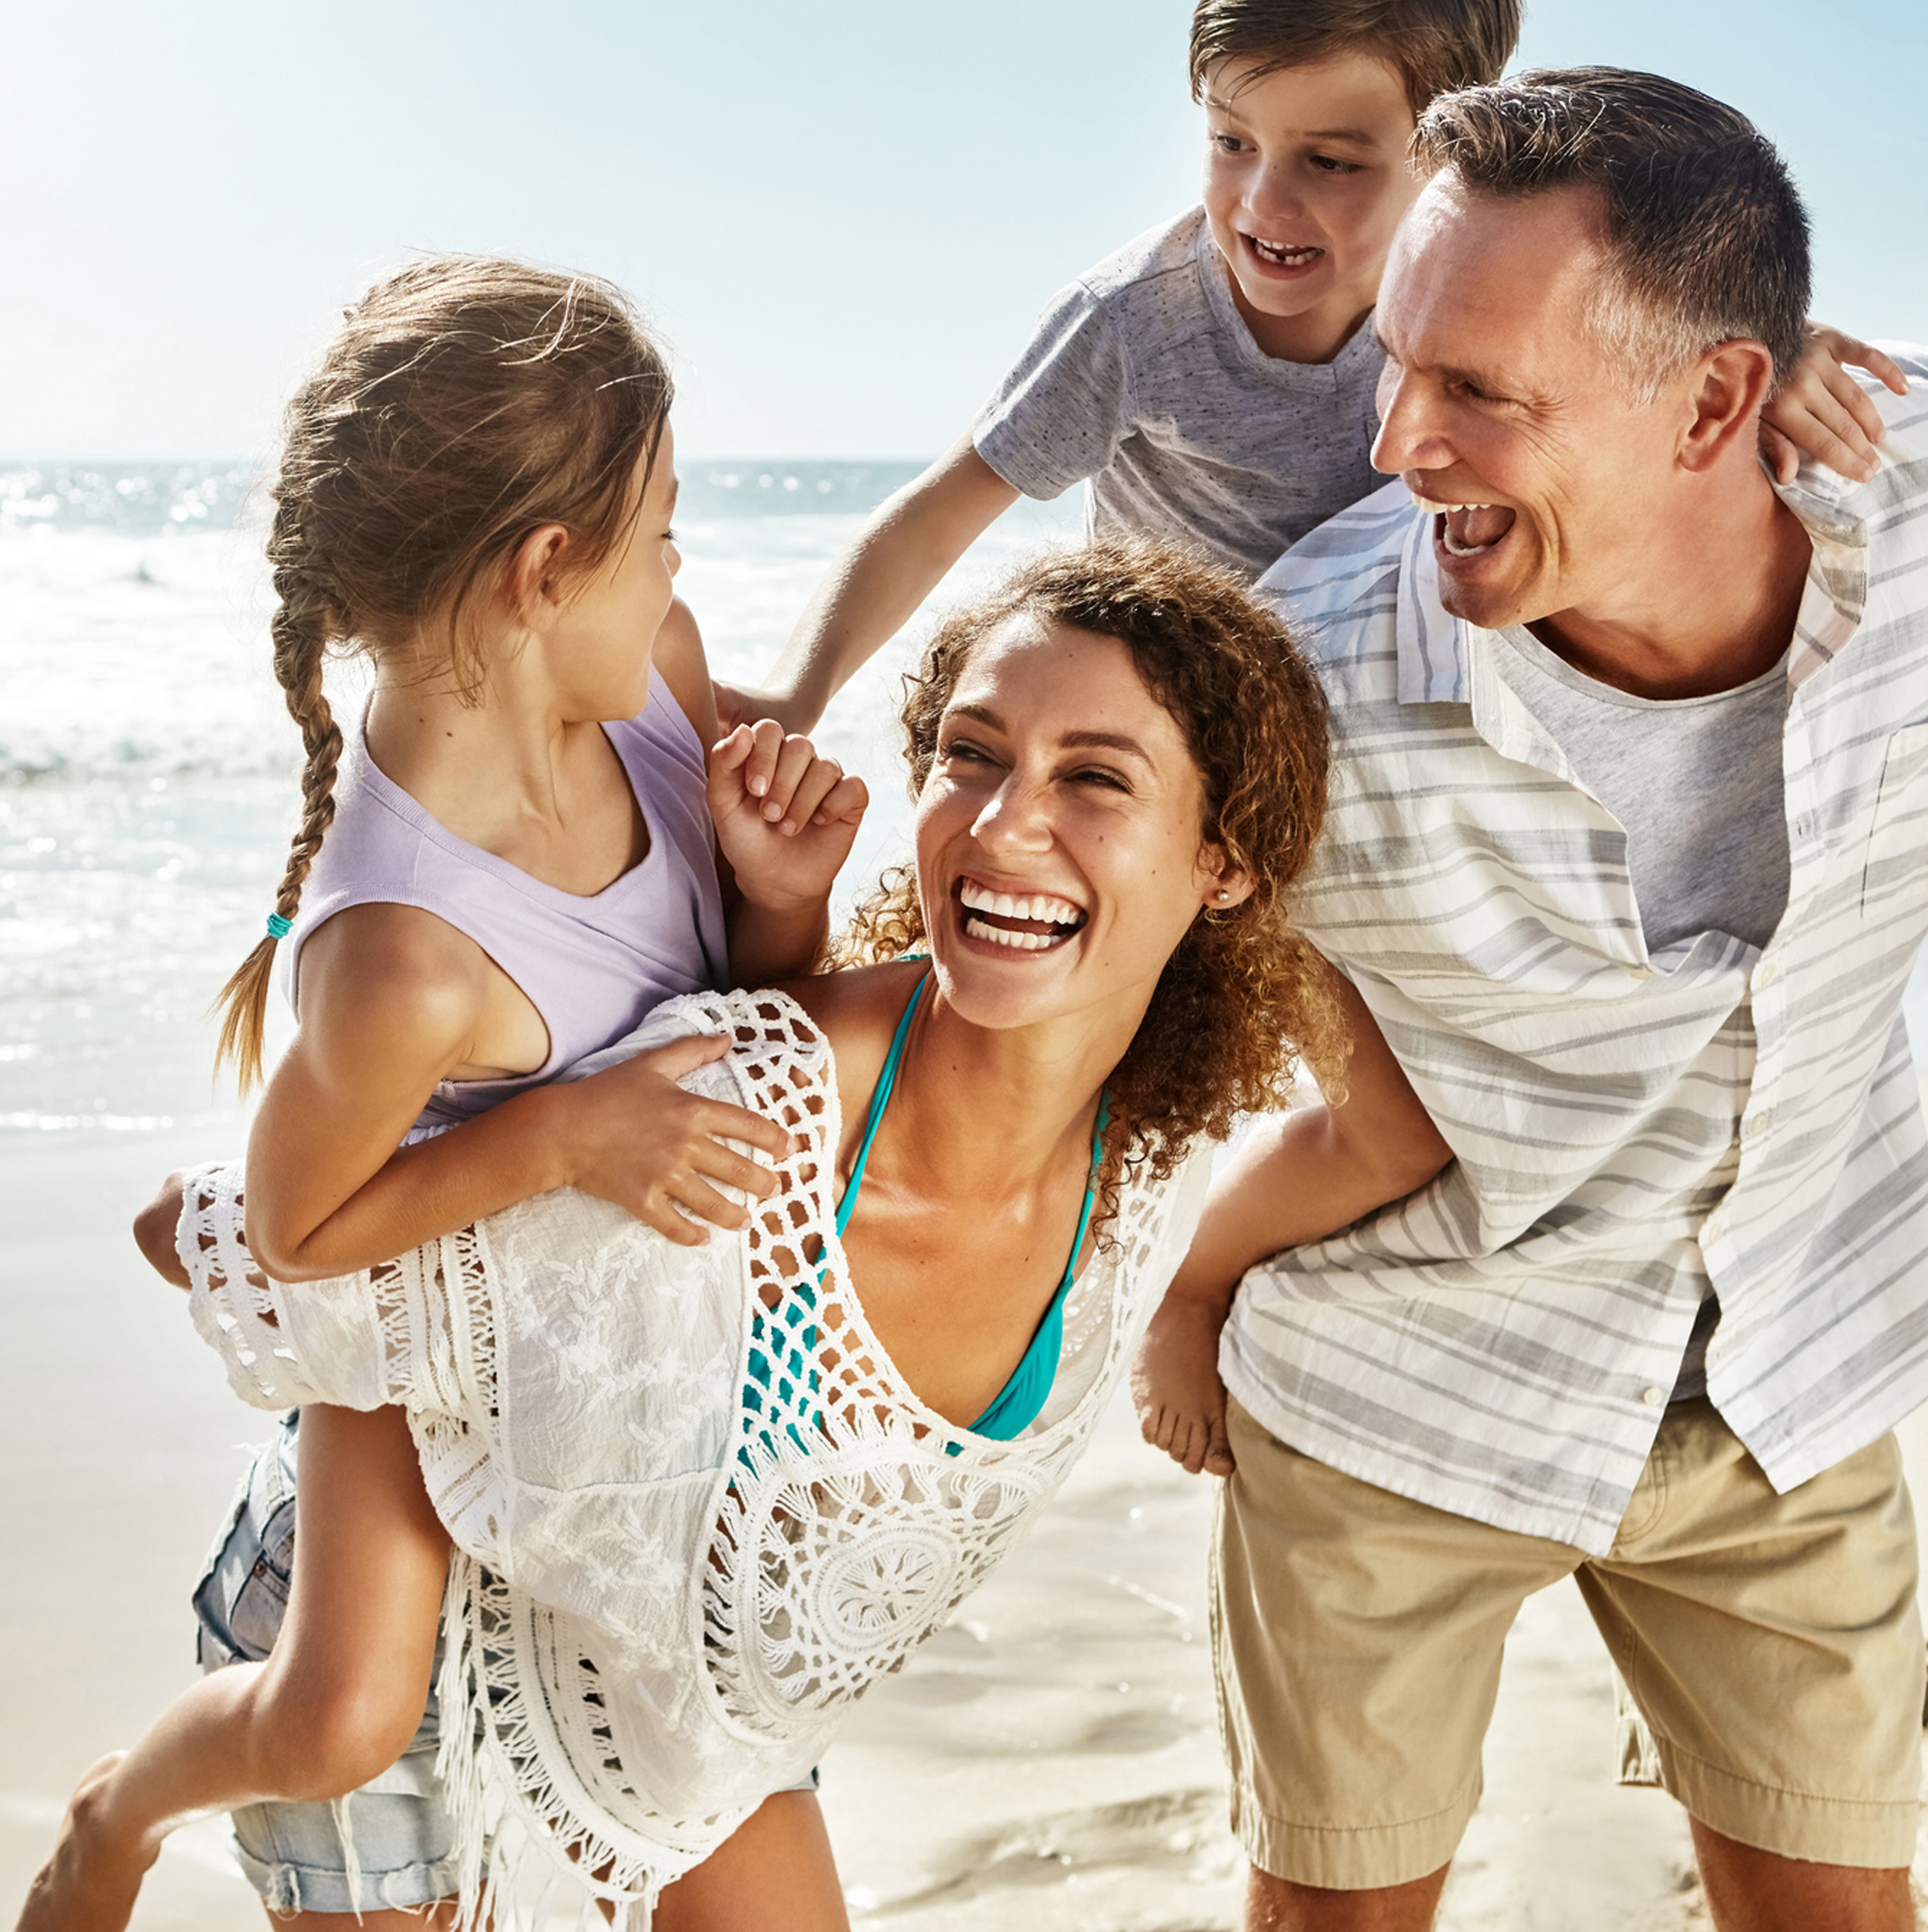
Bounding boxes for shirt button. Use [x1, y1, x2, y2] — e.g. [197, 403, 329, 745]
[1743, 1108, 1772, 1141]
[1755, 958, 1778, 990]
[1703, 1211, 1726, 1244]
[1642, 1386, 1667, 1408]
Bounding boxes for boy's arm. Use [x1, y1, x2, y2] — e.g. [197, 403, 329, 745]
[1760, 322, 1912, 484]
[716, 435, 1019, 736]
[1131, 972, 1451, 1476]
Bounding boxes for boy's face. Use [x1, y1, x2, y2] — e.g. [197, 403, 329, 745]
[1200, 52, 1421, 363]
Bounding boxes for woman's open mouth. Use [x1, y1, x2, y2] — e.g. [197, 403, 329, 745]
[955, 878, 1087, 953]
[1414, 496, 1518, 561]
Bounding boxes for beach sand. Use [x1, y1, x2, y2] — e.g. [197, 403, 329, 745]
[5, 1123, 1927, 1930]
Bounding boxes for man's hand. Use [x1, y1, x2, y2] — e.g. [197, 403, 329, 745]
[133, 1171, 192, 1288]
[1760, 324, 1911, 484]
[1131, 1286, 1237, 1477]
[550, 1034, 796, 1246]
[708, 722, 868, 917]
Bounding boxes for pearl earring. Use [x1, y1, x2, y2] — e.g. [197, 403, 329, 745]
[1215, 889, 1231, 902]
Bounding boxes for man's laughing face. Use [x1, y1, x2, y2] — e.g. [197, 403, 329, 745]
[1369, 174, 1693, 636]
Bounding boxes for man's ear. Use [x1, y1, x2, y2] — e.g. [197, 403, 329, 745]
[1680, 340, 1778, 475]
[502, 522, 573, 630]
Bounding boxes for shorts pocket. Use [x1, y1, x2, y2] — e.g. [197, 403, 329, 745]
[193, 1414, 300, 1667]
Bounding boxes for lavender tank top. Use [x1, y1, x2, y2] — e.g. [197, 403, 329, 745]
[277, 667, 729, 1134]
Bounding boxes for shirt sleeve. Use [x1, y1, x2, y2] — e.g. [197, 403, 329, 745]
[177, 1161, 419, 1414]
[972, 278, 1133, 501]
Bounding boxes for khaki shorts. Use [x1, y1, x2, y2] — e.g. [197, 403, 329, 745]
[1213, 1396, 1924, 1889]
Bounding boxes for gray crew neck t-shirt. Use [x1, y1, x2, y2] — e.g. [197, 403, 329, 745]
[1494, 625, 1793, 952]
[1494, 624, 1793, 1401]
[971, 206, 1385, 579]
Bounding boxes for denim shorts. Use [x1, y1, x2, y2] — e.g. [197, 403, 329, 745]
[191, 1410, 460, 1913]
[194, 1412, 822, 1908]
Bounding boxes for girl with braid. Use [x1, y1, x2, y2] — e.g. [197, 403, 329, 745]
[19, 256, 867, 1929]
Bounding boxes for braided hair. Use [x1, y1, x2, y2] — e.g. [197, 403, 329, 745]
[213, 257, 673, 1086]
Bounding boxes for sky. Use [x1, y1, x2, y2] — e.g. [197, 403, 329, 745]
[3, 0, 1924, 461]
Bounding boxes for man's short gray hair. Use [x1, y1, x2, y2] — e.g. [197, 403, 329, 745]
[1413, 68, 1812, 402]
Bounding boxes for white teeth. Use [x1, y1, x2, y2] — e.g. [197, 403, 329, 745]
[965, 916, 1059, 951]
[1413, 497, 1494, 515]
[1251, 237, 1321, 265]
[959, 881, 1085, 925]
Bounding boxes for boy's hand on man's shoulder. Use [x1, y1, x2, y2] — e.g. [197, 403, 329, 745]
[1760, 322, 1911, 485]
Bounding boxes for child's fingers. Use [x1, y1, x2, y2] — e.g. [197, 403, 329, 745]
[690, 1096, 794, 1163]
[632, 1195, 714, 1247]
[1819, 361, 1888, 449]
[629, 1033, 735, 1082]
[1819, 325, 1911, 398]
[758, 735, 820, 822]
[662, 1174, 753, 1235]
[811, 772, 870, 827]
[708, 724, 754, 775]
[692, 1138, 781, 1201]
[742, 719, 786, 798]
[1862, 342, 1913, 397]
[1760, 424, 1800, 487]
[1805, 407, 1880, 482]
[776, 759, 849, 835]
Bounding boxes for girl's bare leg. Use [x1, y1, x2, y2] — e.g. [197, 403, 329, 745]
[16, 1406, 450, 1932]
[654, 1791, 849, 1932]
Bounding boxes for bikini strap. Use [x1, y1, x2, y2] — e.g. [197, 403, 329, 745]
[834, 970, 931, 1237]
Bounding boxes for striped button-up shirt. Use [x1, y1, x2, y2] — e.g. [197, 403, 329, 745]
[1223, 358, 1928, 1553]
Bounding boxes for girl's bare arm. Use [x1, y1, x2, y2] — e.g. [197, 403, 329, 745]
[241, 906, 790, 1282]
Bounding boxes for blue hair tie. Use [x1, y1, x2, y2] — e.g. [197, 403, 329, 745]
[265, 913, 292, 940]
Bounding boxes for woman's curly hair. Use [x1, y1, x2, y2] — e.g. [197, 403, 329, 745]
[836, 535, 1349, 1208]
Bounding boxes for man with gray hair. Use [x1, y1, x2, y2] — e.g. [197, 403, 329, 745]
[1172, 66, 1928, 1931]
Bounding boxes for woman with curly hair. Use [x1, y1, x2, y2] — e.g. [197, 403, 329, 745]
[68, 538, 1446, 1929]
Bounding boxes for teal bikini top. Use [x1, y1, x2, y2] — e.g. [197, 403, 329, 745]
[838, 971, 1108, 1439]
[741, 971, 1107, 1459]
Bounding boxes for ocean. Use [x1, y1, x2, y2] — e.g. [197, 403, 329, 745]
[0, 460, 1081, 1139]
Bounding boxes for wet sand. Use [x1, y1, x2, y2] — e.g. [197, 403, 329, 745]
[2, 1128, 1924, 1929]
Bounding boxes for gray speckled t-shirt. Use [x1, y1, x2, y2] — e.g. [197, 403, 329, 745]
[971, 206, 1385, 579]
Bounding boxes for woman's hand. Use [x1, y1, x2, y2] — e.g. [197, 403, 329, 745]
[1760, 324, 1911, 485]
[1131, 1286, 1237, 1478]
[545, 1034, 795, 1246]
[133, 1171, 192, 1288]
[708, 722, 868, 918]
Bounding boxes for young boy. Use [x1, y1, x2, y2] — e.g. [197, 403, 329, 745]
[721, 0, 1896, 736]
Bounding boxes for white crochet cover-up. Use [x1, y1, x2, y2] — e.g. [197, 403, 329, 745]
[177, 988, 1213, 1927]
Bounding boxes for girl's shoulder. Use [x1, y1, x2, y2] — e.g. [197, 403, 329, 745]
[646, 598, 720, 749]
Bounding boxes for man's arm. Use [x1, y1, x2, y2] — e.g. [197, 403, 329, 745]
[1132, 971, 1452, 1476]
[714, 435, 1019, 735]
